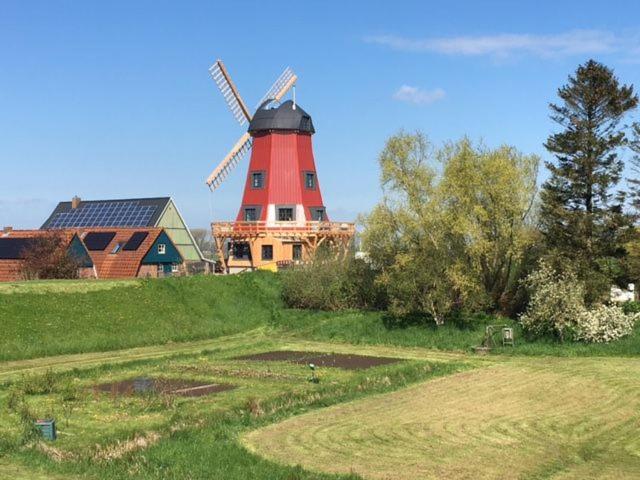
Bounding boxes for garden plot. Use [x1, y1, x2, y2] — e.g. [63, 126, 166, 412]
[94, 377, 235, 398]
[234, 350, 401, 369]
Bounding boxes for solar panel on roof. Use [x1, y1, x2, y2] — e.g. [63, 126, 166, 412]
[0, 238, 36, 259]
[84, 232, 116, 251]
[122, 231, 149, 251]
[47, 201, 158, 228]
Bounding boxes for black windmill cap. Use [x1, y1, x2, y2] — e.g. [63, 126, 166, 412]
[248, 100, 315, 134]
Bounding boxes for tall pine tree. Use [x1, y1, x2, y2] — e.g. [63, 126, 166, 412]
[628, 123, 640, 215]
[540, 60, 638, 300]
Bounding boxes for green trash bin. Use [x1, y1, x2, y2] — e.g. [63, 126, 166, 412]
[35, 419, 57, 440]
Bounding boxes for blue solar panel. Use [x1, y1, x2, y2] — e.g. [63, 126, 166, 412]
[47, 201, 158, 228]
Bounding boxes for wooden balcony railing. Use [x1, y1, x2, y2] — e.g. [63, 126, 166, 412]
[212, 221, 355, 237]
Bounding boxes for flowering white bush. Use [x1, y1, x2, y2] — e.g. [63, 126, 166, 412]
[519, 262, 585, 342]
[574, 305, 639, 343]
[520, 261, 639, 343]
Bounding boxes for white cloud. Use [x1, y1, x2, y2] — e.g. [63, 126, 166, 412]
[392, 85, 445, 105]
[365, 30, 637, 59]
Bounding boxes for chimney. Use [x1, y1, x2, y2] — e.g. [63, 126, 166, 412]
[3, 226, 13, 234]
[71, 196, 81, 209]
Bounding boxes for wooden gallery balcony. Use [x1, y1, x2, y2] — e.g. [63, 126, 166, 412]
[211, 221, 356, 239]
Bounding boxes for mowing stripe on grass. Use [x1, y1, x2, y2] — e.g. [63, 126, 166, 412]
[244, 357, 640, 480]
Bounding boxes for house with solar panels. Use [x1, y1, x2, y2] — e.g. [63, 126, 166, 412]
[41, 196, 206, 271]
[78, 227, 183, 278]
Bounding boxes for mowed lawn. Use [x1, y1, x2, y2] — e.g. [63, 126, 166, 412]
[244, 356, 640, 480]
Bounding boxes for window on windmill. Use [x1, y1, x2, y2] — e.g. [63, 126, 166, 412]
[261, 244, 273, 260]
[277, 207, 294, 222]
[311, 208, 325, 221]
[292, 244, 302, 261]
[244, 207, 258, 222]
[158, 243, 166, 255]
[305, 172, 316, 189]
[233, 242, 250, 259]
[251, 172, 264, 189]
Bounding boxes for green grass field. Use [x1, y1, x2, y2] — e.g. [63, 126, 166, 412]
[1, 274, 640, 479]
[245, 356, 640, 479]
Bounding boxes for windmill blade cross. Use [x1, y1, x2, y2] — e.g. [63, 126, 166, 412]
[209, 60, 251, 125]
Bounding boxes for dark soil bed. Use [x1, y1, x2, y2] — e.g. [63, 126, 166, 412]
[94, 377, 235, 397]
[234, 351, 401, 370]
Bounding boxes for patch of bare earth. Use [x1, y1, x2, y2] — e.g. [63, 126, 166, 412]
[234, 351, 401, 370]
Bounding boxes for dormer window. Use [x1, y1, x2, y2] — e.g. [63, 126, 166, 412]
[305, 172, 316, 189]
[310, 208, 325, 221]
[244, 207, 259, 222]
[251, 172, 265, 189]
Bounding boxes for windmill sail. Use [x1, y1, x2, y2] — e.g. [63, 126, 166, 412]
[209, 60, 251, 125]
[257, 67, 297, 107]
[206, 133, 253, 190]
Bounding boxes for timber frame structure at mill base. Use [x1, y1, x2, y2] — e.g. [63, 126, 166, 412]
[212, 221, 355, 273]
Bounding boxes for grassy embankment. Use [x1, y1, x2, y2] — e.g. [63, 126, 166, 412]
[0, 274, 279, 361]
[1, 273, 640, 361]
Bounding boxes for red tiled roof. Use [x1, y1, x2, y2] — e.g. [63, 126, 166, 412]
[75, 227, 163, 279]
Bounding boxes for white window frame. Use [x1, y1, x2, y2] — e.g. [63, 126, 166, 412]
[158, 243, 166, 255]
[171, 263, 179, 273]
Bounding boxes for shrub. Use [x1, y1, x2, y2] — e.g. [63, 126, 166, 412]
[280, 247, 385, 311]
[519, 262, 586, 342]
[520, 261, 639, 343]
[574, 305, 638, 343]
[622, 301, 640, 314]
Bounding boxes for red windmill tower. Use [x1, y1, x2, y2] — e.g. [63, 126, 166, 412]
[205, 60, 354, 273]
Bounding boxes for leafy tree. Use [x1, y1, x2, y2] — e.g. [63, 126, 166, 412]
[20, 232, 79, 280]
[540, 59, 638, 301]
[362, 132, 539, 324]
[190, 228, 215, 259]
[438, 139, 539, 309]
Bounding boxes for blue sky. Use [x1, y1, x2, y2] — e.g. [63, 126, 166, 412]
[2, 0, 640, 228]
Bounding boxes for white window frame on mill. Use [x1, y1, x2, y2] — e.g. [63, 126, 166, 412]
[158, 243, 166, 255]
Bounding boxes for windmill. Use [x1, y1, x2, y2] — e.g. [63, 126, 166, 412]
[205, 59, 354, 273]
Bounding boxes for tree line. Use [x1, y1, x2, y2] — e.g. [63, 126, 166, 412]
[282, 59, 640, 343]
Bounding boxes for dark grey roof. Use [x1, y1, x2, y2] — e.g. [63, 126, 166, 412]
[248, 100, 315, 134]
[41, 197, 171, 229]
